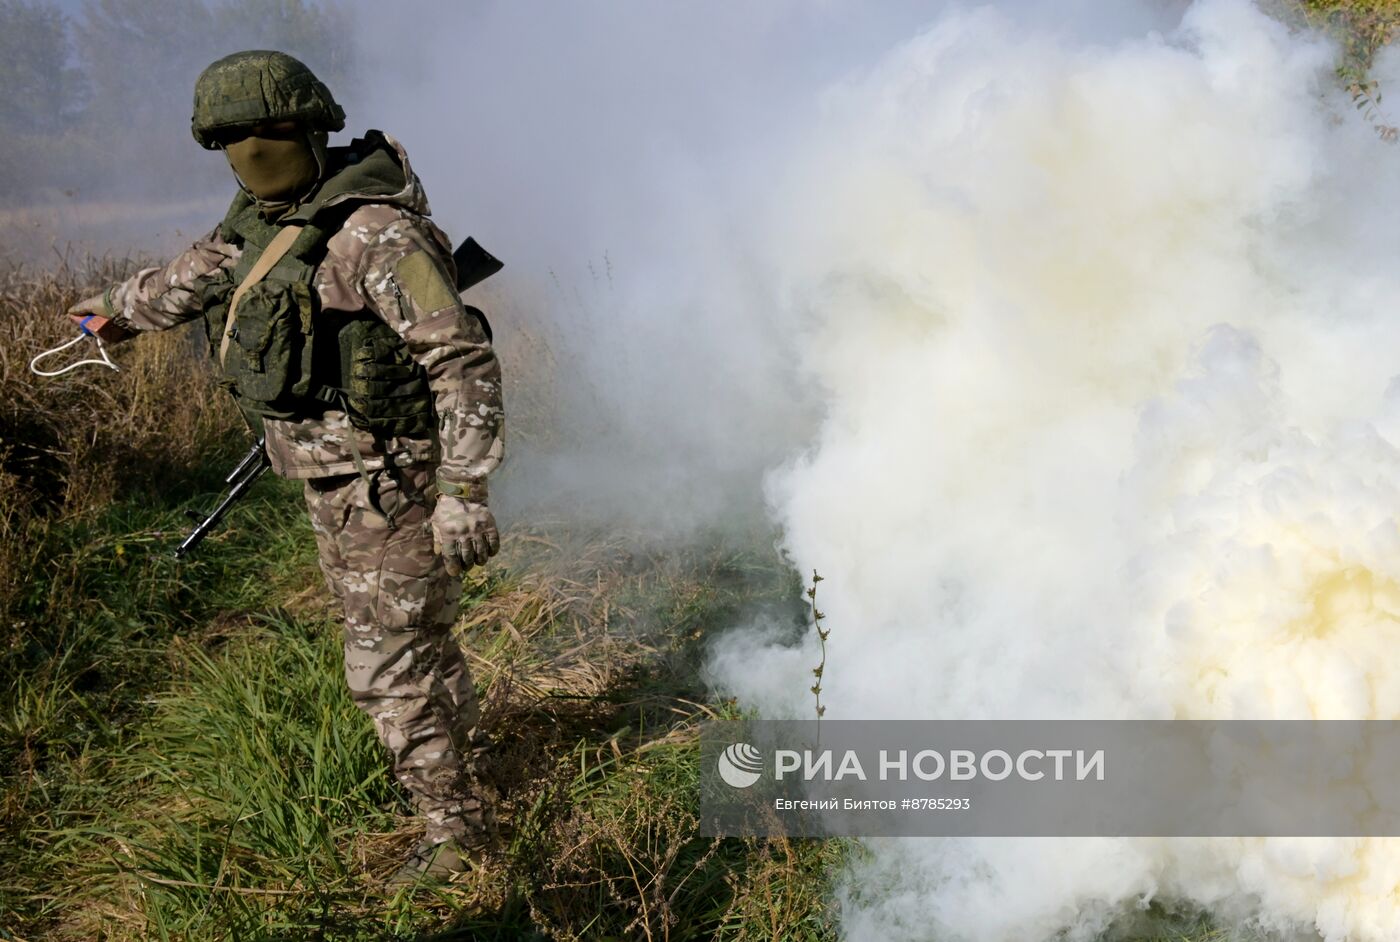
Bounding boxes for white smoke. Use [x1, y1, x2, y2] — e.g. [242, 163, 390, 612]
[706, 1, 1400, 939]
[358, 1, 1400, 936]
[344, 2, 1179, 532]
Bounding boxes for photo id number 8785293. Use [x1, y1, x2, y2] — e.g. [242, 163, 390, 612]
[905, 797, 971, 811]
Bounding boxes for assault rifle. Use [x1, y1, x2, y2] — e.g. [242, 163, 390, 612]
[173, 237, 502, 559]
[174, 437, 270, 559]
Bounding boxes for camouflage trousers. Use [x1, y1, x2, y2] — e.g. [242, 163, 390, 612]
[303, 464, 494, 846]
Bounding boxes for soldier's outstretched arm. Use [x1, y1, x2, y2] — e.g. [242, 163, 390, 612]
[358, 217, 505, 572]
[66, 225, 242, 339]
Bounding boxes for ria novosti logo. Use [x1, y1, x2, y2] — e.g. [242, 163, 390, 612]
[718, 742, 764, 788]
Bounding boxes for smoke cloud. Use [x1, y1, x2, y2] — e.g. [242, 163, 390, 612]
[343, 1, 1194, 532]
[388, 2, 1400, 935]
[703, 1, 1400, 939]
[342, 2, 946, 529]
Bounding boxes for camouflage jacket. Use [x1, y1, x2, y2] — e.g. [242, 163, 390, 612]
[103, 131, 503, 492]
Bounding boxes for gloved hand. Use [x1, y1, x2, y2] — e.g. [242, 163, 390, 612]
[66, 292, 132, 342]
[431, 496, 500, 576]
[67, 293, 105, 317]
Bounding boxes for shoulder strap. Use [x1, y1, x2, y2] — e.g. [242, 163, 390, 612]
[219, 223, 305, 367]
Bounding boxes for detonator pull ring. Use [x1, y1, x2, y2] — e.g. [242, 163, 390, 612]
[29, 316, 122, 377]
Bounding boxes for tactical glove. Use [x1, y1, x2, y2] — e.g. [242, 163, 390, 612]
[65, 292, 134, 342]
[431, 496, 500, 576]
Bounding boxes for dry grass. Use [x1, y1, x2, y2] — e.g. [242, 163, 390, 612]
[0, 257, 242, 614]
[470, 275, 595, 460]
[453, 523, 831, 941]
[0, 254, 241, 493]
[1292, 0, 1400, 62]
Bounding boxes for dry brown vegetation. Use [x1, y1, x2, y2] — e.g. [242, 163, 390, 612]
[421, 525, 832, 941]
[1294, 0, 1400, 59]
[0, 257, 242, 610]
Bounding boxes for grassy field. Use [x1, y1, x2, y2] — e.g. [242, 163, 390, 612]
[4, 3, 1400, 939]
[0, 259, 842, 940]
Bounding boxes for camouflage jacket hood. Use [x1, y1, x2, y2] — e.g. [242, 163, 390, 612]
[302, 129, 431, 219]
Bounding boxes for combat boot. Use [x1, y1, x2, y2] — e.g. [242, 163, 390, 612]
[389, 835, 483, 886]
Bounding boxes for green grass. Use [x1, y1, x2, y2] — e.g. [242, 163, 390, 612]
[0, 468, 853, 940]
[47, 615, 445, 939]
[2, 472, 323, 934]
[1, 467, 316, 776]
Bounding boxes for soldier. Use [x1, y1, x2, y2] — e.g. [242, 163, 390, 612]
[65, 50, 505, 884]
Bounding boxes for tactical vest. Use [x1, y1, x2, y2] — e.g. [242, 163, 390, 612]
[201, 192, 435, 439]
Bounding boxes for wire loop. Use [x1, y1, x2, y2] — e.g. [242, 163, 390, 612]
[29, 332, 121, 377]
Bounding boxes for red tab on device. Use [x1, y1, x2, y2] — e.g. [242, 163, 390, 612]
[68, 313, 125, 342]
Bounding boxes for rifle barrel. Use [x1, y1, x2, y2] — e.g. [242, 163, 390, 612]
[174, 440, 270, 560]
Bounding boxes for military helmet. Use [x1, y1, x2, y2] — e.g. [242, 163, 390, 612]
[191, 50, 345, 149]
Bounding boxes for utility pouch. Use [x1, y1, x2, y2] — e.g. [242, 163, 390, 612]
[227, 280, 316, 403]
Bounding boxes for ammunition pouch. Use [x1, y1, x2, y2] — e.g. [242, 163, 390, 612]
[329, 316, 435, 439]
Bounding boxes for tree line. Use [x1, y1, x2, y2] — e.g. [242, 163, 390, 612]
[0, 0, 353, 204]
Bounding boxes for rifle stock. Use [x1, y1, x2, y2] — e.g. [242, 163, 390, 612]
[451, 237, 502, 343]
